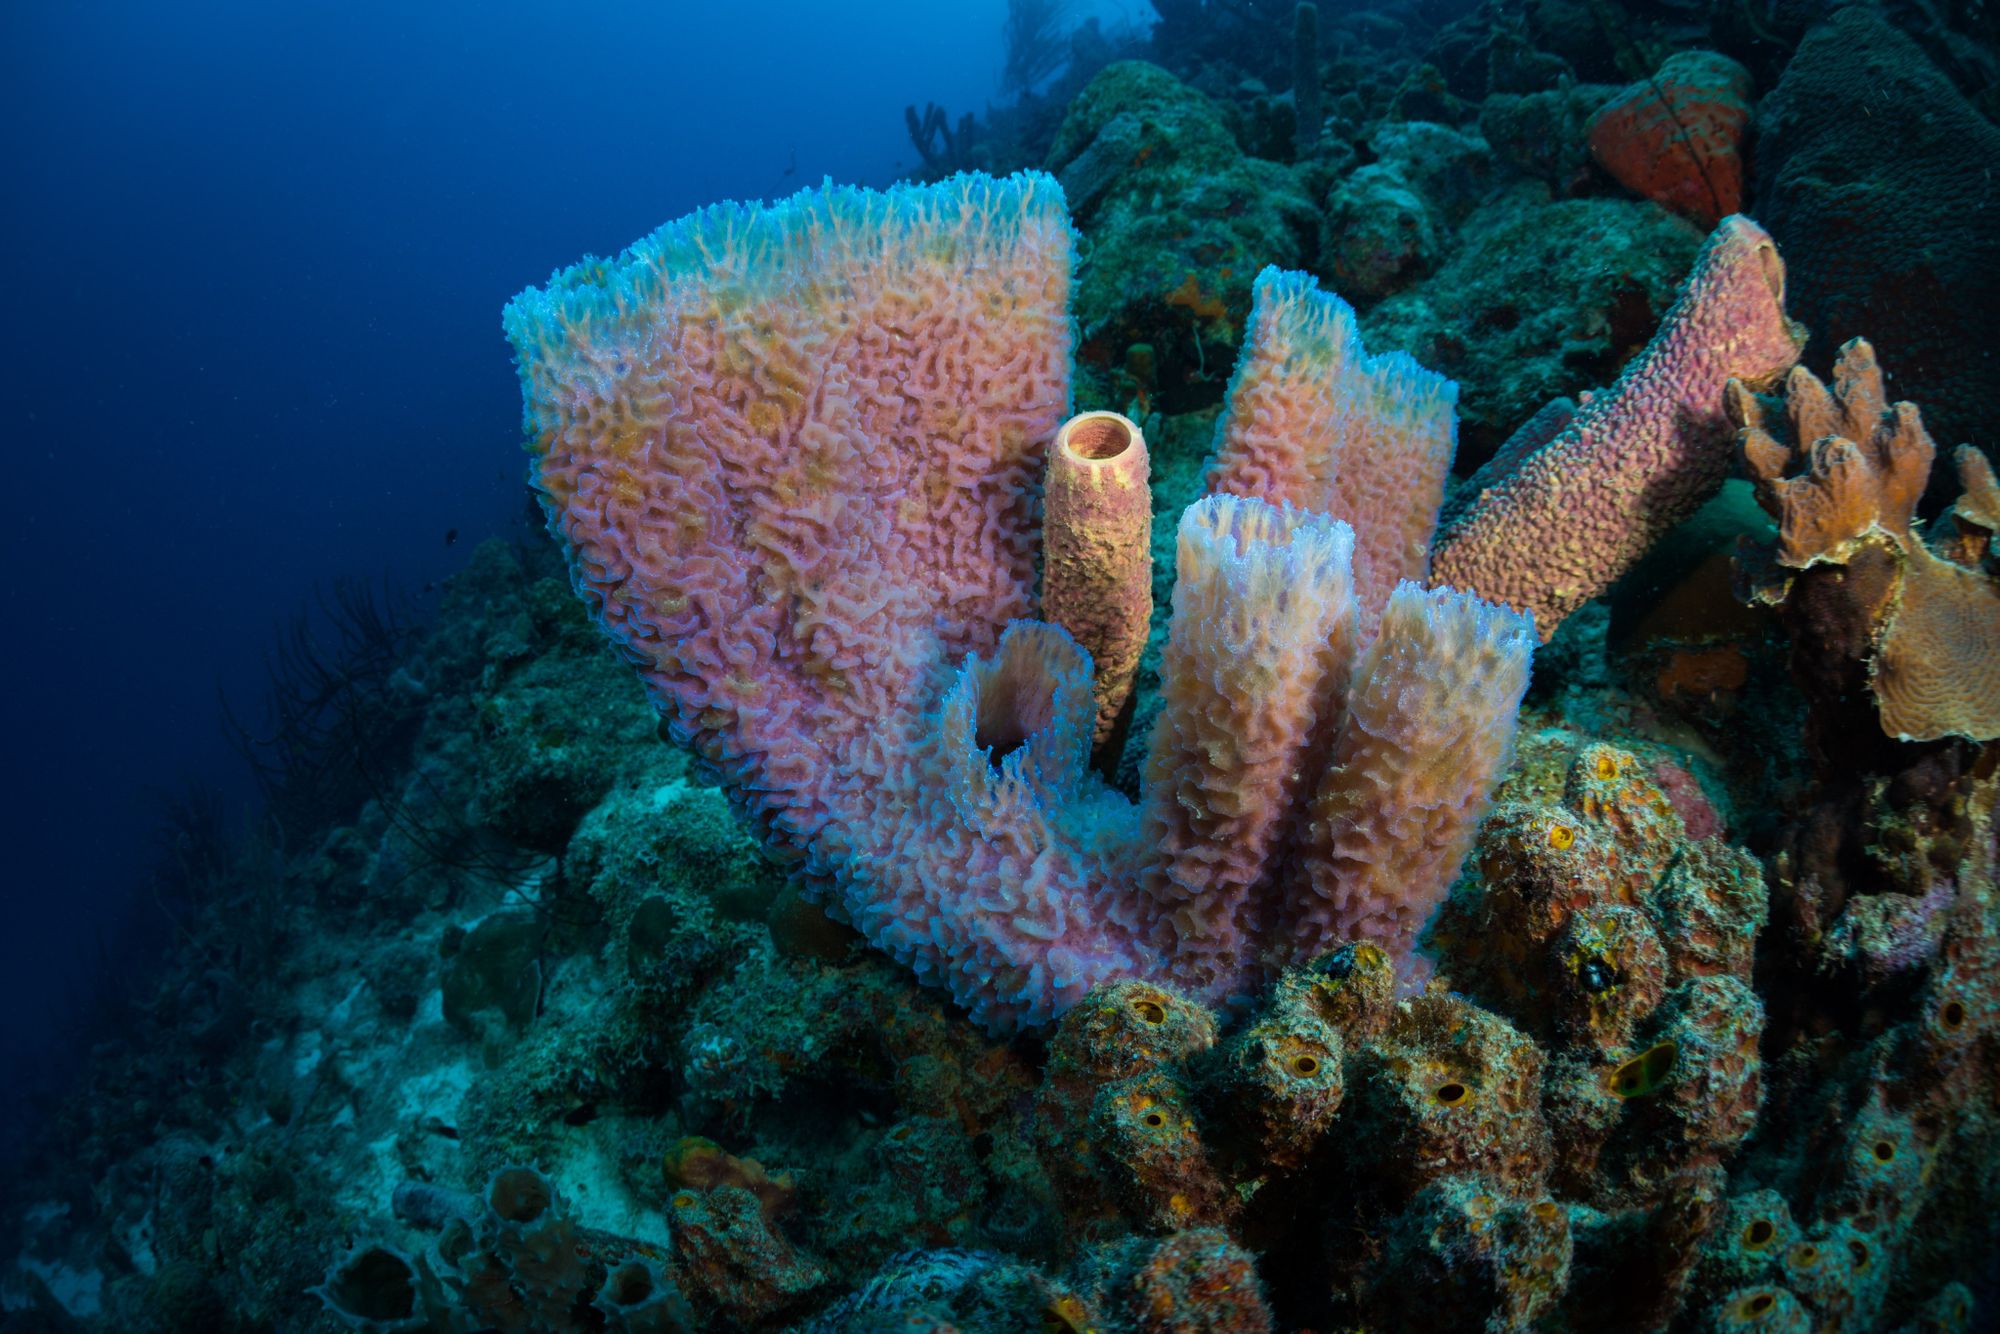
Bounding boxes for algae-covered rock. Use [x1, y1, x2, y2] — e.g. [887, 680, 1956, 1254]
[1362, 187, 1703, 461]
[1480, 83, 1620, 191]
[567, 752, 788, 940]
[1323, 120, 1494, 302]
[1324, 163, 1440, 300]
[442, 911, 543, 1037]
[468, 630, 658, 855]
[1368, 119, 1494, 226]
[1048, 61, 1317, 414]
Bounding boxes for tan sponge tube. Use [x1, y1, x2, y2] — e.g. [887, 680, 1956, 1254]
[1042, 410, 1153, 754]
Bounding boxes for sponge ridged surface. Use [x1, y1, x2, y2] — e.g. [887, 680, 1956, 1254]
[1206, 267, 1458, 634]
[1430, 215, 1804, 639]
[1042, 412, 1153, 746]
[1284, 582, 1536, 961]
[505, 173, 1075, 857]
[1141, 495, 1358, 998]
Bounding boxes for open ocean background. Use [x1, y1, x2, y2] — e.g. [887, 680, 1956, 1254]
[0, 0, 1128, 1144]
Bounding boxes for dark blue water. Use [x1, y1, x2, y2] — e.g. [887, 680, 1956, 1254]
[0, 0, 1065, 1132]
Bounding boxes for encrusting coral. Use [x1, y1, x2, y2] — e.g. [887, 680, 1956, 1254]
[1754, 6, 2000, 456]
[1732, 338, 2000, 742]
[502, 170, 1787, 1031]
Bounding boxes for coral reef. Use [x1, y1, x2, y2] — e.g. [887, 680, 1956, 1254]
[1360, 187, 1703, 463]
[18, 11, 2000, 1334]
[1755, 6, 2000, 455]
[1733, 339, 2000, 743]
[1478, 83, 1616, 193]
[13, 371, 1996, 1334]
[1045, 61, 1319, 414]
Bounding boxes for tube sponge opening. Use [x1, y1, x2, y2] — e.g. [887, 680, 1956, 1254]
[313, 1244, 421, 1331]
[1044, 410, 1153, 749]
[942, 620, 1096, 820]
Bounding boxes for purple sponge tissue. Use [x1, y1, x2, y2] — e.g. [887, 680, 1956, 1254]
[504, 172, 1535, 1029]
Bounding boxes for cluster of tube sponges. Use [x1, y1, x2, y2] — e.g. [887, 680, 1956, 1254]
[502, 164, 1823, 1033]
[1688, 771, 2000, 1332]
[1029, 942, 1577, 1330]
[1028, 745, 1717, 1317]
[505, 171, 1547, 1028]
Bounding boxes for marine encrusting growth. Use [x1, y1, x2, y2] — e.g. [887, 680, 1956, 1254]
[505, 172, 1542, 1028]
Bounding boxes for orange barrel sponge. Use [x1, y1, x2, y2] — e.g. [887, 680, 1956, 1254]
[1041, 410, 1152, 752]
[1587, 50, 1752, 229]
[1431, 215, 1804, 640]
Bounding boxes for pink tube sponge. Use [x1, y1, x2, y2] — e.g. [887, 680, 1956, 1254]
[503, 173, 1075, 855]
[506, 172, 1539, 1028]
[1430, 215, 1806, 638]
[1205, 267, 1459, 634]
[830, 621, 1151, 1031]
[1042, 411, 1153, 749]
[1142, 494, 1359, 998]
[1283, 581, 1537, 962]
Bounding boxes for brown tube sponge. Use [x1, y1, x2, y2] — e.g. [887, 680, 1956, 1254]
[1042, 410, 1153, 748]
